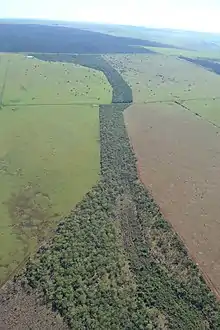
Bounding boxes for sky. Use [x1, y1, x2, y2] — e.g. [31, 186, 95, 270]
[2, 0, 220, 33]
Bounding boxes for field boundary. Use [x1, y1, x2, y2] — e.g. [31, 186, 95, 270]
[0, 58, 9, 106]
[174, 100, 220, 130]
[135, 151, 220, 300]
[3, 96, 220, 108]
[3, 102, 101, 107]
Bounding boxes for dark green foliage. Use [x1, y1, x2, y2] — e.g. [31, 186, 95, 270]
[24, 56, 220, 329]
[73, 55, 133, 103]
[180, 56, 220, 75]
[0, 23, 160, 54]
[99, 103, 220, 329]
[32, 54, 133, 103]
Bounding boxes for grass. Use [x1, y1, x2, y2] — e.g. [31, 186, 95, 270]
[105, 54, 220, 103]
[182, 98, 220, 126]
[142, 46, 220, 59]
[1, 53, 112, 105]
[0, 54, 9, 103]
[0, 52, 103, 285]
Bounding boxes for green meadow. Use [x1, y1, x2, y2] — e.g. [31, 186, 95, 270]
[0, 53, 106, 284]
[1, 54, 112, 105]
[105, 54, 220, 103]
[183, 98, 220, 126]
[143, 46, 220, 59]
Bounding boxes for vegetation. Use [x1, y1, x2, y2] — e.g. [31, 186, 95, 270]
[22, 55, 220, 329]
[1, 54, 111, 106]
[73, 55, 133, 103]
[0, 23, 170, 54]
[32, 54, 132, 103]
[0, 52, 102, 285]
[2, 19, 220, 52]
[180, 56, 220, 75]
[105, 54, 220, 103]
[141, 46, 220, 59]
[182, 98, 220, 125]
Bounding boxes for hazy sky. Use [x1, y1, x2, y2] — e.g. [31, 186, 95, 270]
[2, 0, 220, 33]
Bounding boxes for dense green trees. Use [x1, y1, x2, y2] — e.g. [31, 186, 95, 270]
[180, 56, 220, 75]
[0, 23, 160, 54]
[73, 56, 133, 103]
[23, 55, 220, 329]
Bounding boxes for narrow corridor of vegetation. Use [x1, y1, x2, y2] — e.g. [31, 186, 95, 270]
[16, 55, 220, 328]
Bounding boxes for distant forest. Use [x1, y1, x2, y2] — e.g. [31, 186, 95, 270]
[180, 56, 220, 75]
[0, 23, 176, 54]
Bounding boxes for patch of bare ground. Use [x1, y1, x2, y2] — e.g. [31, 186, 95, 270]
[124, 102, 220, 298]
[0, 281, 67, 330]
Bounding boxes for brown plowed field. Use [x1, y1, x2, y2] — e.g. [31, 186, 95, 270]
[124, 102, 220, 297]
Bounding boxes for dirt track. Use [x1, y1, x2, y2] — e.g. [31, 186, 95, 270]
[124, 102, 220, 298]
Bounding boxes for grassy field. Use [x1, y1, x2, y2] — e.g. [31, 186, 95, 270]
[142, 46, 220, 59]
[0, 104, 100, 283]
[1, 54, 112, 105]
[182, 99, 220, 125]
[0, 55, 8, 102]
[105, 54, 220, 103]
[0, 53, 104, 284]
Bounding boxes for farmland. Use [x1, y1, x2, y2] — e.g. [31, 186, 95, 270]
[1, 22, 220, 329]
[105, 54, 220, 102]
[124, 102, 220, 297]
[1, 54, 112, 105]
[182, 98, 220, 126]
[0, 53, 103, 285]
[1, 54, 219, 329]
[142, 46, 220, 59]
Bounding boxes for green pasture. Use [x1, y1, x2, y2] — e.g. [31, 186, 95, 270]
[0, 104, 100, 283]
[1, 53, 112, 105]
[183, 98, 220, 126]
[0, 54, 9, 100]
[0, 102, 100, 284]
[105, 54, 220, 103]
[143, 46, 220, 59]
[0, 53, 103, 284]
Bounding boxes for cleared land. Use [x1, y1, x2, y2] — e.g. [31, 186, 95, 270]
[0, 53, 104, 285]
[125, 102, 220, 297]
[105, 54, 220, 103]
[1, 54, 112, 105]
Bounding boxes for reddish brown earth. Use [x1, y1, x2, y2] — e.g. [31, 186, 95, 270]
[124, 102, 220, 298]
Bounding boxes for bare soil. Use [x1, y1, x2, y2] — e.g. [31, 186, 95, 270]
[124, 102, 220, 298]
[0, 281, 68, 330]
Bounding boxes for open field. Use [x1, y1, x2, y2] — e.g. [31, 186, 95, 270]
[125, 102, 220, 297]
[182, 99, 220, 126]
[0, 53, 102, 285]
[0, 104, 99, 284]
[0, 54, 8, 101]
[105, 54, 220, 103]
[0, 53, 112, 105]
[142, 46, 220, 59]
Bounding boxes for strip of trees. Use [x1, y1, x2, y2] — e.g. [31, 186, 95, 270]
[23, 55, 220, 329]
